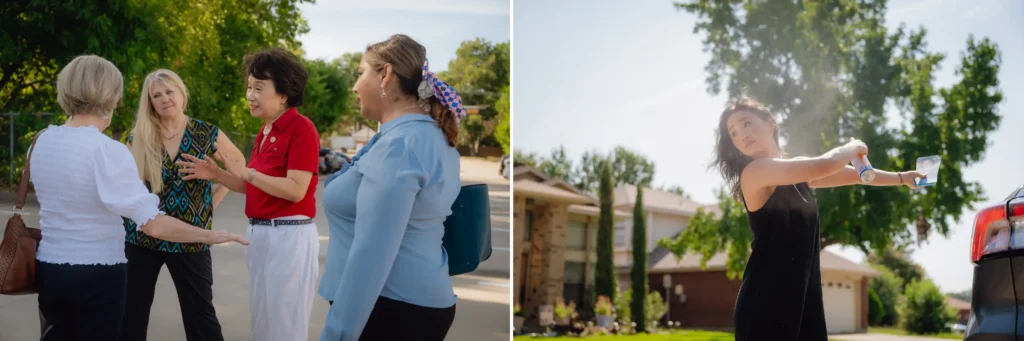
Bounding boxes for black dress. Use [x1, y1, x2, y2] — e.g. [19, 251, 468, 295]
[734, 182, 828, 341]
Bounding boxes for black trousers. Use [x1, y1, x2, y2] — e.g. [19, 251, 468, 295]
[37, 261, 127, 341]
[120, 243, 224, 341]
[329, 296, 456, 341]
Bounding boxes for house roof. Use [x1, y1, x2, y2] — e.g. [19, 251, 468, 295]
[515, 179, 594, 205]
[513, 165, 596, 205]
[648, 247, 880, 277]
[613, 184, 714, 217]
[568, 204, 631, 219]
[946, 296, 971, 311]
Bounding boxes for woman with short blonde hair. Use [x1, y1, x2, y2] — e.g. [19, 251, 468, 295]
[29, 55, 247, 341]
[119, 69, 246, 341]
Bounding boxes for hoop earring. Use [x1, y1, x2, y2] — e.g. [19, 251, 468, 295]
[381, 89, 387, 99]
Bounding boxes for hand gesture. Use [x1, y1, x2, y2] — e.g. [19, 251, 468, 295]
[208, 230, 249, 246]
[178, 154, 221, 181]
[212, 141, 249, 179]
[901, 170, 926, 190]
[842, 139, 868, 159]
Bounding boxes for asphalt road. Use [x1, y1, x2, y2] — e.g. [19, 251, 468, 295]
[0, 176, 511, 341]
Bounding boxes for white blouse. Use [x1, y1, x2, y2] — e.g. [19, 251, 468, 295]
[29, 125, 162, 265]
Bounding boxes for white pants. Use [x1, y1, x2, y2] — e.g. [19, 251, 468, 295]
[245, 216, 320, 341]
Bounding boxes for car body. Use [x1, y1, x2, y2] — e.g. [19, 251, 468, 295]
[319, 148, 352, 175]
[965, 184, 1024, 340]
[500, 154, 510, 180]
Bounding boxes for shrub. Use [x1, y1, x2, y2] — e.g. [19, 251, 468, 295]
[870, 264, 904, 326]
[868, 288, 885, 326]
[594, 295, 613, 315]
[900, 279, 956, 335]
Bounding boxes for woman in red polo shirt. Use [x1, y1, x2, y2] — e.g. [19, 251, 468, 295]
[178, 47, 321, 341]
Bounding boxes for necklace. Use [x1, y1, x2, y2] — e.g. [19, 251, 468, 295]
[164, 132, 179, 141]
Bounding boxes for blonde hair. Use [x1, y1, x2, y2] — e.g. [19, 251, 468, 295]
[56, 55, 123, 119]
[128, 69, 190, 194]
[365, 34, 458, 146]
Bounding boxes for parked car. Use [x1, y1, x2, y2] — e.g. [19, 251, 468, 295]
[319, 148, 351, 175]
[500, 154, 510, 180]
[965, 184, 1024, 340]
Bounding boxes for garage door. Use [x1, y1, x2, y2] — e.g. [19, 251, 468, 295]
[822, 280, 857, 334]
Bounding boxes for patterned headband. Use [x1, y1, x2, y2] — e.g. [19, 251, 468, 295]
[419, 58, 467, 124]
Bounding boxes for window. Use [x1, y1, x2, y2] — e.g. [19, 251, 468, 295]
[525, 211, 534, 241]
[614, 223, 626, 246]
[563, 262, 586, 305]
[566, 221, 586, 249]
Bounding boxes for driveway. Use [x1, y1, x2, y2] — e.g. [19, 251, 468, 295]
[0, 157, 511, 341]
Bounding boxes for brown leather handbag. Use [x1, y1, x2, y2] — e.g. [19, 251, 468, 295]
[0, 130, 45, 295]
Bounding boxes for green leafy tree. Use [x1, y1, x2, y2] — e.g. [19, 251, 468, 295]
[439, 38, 510, 153]
[665, 0, 1004, 271]
[868, 246, 925, 292]
[493, 85, 510, 153]
[658, 189, 752, 280]
[595, 160, 617, 300]
[332, 52, 373, 131]
[869, 264, 905, 326]
[512, 149, 539, 167]
[0, 0, 312, 184]
[900, 279, 956, 335]
[868, 288, 886, 326]
[630, 187, 649, 333]
[574, 146, 657, 193]
[947, 289, 971, 303]
[302, 58, 355, 134]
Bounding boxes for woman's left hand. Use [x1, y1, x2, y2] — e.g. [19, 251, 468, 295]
[901, 171, 926, 189]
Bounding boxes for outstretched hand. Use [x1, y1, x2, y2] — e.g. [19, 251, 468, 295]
[901, 170, 926, 190]
[208, 230, 249, 246]
[177, 154, 221, 181]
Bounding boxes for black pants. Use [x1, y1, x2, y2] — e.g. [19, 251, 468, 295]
[37, 260, 127, 341]
[120, 243, 224, 341]
[329, 296, 456, 341]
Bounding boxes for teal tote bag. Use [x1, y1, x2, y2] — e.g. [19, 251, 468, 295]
[442, 184, 493, 276]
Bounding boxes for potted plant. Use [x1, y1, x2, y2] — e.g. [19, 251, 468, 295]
[553, 297, 577, 325]
[593, 295, 614, 328]
[514, 304, 526, 331]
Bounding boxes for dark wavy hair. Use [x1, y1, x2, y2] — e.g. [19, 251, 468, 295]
[710, 95, 781, 202]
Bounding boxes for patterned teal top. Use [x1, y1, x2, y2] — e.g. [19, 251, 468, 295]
[124, 118, 220, 253]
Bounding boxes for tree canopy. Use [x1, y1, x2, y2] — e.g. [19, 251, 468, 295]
[660, 0, 1004, 270]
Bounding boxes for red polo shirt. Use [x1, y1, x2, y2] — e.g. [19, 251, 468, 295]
[245, 107, 320, 219]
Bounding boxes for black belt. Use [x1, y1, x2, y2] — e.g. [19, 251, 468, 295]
[248, 218, 313, 226]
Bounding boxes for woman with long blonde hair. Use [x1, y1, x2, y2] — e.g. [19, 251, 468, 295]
[29, 55, 247, 341]
[121, 69, 247, 341]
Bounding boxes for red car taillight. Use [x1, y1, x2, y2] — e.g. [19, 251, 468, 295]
[971, 198, 1024, 263]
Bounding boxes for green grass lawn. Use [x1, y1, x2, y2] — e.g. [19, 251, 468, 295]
[867, 327, 963, 340]
[513, 330, 734, 341]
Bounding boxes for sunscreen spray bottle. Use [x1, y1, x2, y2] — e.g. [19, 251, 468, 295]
[851, 153, 876, 183]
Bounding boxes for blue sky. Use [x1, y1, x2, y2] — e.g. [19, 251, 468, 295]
[295, 0, 510, 72]
[513, 0, 1024, 293]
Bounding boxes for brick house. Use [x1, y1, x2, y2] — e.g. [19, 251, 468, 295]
[611, 183, 879, 334]
[946, 296, 971, 325]
[512, 166, 630, 321]
[646, 248, 880, 334]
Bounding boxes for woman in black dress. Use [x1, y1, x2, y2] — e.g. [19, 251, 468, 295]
[712, 96, 923, 340]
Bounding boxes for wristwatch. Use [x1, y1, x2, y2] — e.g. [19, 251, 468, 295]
[248, 168, 256, 183]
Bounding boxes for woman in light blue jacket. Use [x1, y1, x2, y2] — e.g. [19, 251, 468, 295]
[317, 34, 466, 341]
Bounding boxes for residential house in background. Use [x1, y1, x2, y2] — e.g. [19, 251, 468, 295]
[607, 183, 879, 335]
[946, 296, 971, 325]
[611, 184, 717, 287]
[646, 248, 880, 334]
[511, 165, 630, 322]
